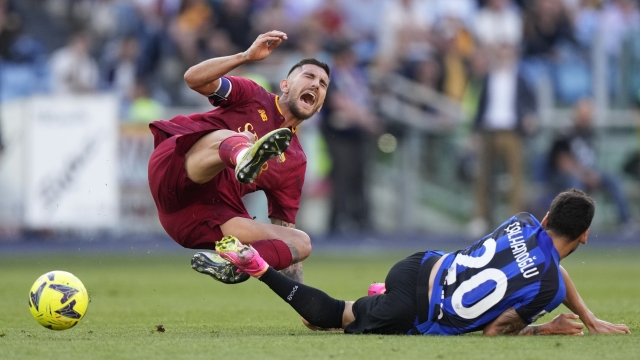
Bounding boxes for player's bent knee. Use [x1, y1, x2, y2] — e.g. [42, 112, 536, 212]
[295, 231, 312, 260]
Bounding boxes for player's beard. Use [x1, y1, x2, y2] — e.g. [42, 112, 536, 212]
[287, 97, 315, 121]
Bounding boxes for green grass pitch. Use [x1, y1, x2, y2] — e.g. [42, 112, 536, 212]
[1, 246, 639, 360]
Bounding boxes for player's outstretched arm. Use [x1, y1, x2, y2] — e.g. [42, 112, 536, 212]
[184, 30, 288, 96]
[483, 308, 584, 336]
[560, 266, 631, 334]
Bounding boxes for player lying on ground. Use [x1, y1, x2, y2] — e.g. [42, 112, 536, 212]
[148, 30, 330, 284]
[216, 189, 631, 335]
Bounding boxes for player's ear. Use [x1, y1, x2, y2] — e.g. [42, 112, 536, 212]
[579, 229, 589, 244]
[280, 79, 289, 94]
[316, 104, 323, 113]
[540, 212, 549, 226]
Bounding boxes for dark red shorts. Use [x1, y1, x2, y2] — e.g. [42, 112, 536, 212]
[148, 135, 252, 250]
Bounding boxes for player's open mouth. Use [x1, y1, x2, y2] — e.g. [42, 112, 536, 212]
[299, 91, 316, 107]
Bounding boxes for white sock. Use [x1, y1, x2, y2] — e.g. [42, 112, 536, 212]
[235, 148, 249, 166]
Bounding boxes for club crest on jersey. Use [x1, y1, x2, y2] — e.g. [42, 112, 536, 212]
[258, 109, 268, 121]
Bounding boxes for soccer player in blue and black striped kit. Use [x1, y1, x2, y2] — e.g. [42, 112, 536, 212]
[216, 189, 630, 335]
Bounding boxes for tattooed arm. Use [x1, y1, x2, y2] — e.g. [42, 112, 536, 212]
[270, 217, 304, 283]
[270, 217, 296, 229]
[483, 307, 585, 336]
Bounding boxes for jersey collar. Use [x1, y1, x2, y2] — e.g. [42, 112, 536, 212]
[275, 95, 296, 133]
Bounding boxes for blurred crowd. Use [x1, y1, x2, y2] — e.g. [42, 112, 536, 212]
[0, 0, 639, 235]
[1, 0, 639, 110]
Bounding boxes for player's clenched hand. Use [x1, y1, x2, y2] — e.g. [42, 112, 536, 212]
[548, 313, 585, 335]
[243, 31, 287, 62]
[586, 318, 631, 334]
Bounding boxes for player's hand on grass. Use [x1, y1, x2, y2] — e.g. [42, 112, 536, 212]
[586, 318, 631, 334]
[243, 31, 287, 62]
[548, 313, 585, 336]
[301, 318, 342, 332]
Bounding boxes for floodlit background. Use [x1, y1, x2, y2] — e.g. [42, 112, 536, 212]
[0, 0, 638, 243]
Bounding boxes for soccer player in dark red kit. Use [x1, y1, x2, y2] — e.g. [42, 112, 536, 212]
[147, 30, 330, 284]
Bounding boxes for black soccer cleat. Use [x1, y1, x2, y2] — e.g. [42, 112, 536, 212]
[235, 128, 292, 184]
[191, 252, 250, 284]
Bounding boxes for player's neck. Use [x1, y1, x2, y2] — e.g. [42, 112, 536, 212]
[278, 96, 304, 129]
[547, 231, 575, 260]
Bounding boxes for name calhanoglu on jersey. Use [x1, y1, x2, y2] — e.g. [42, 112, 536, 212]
[505, 222, 539, 279]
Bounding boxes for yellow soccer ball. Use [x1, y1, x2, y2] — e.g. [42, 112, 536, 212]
[28, 271, 89, 330]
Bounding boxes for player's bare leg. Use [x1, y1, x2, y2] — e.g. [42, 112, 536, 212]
[184, 129, 256, 184]
[185, 128, 292, 184]
[268, 217, 305, 282]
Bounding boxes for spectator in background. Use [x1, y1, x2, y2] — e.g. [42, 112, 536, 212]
[307, 0, 347, 43]
[127, 79, 164, 123]
[211, 0, 254, 52]
[282, 0, 323, 21]
[49, 30, 99, 93]
[322, 42, 381, 234]
[547, 98, 633, 232]
[469, 44, 537, 237]
[520, 0, 587, 103]
[573, 0, 602, 49]
[102, 36, 139, 100]
[600, 0, 640, 98]
[133, 0, 180, 87]
[203, 28, 239, 59]
[412, 55, 443, 94]
[251, 0, 298, 36]
[430, 0, 477, 29]
[522, 0, 574, 58]
[462, 50, 490, 126]
[474, 0, 522, 48]
[0, 0, 21, 60]
[169, 0, 211, 66]
[436, 15, 475, 101]
[339, 0, 385, 64]
[376, 0, 433, 71]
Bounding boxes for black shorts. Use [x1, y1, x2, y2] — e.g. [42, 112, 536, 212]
[344, 252, 441, 335]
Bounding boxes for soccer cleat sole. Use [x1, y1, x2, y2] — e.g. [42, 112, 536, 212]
[190, 251, 249, 284]
[236, 128, 292, 184]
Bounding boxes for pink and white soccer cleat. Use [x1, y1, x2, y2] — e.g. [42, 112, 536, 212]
[368, 282, 386, 296]
[215, 235, 269, 277]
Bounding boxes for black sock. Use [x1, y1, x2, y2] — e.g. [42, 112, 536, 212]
[259, 267, 345, 329]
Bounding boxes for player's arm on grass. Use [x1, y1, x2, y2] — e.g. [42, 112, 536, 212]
[184, 30, 287, 95]
[559, 265, 630, 334]
[483, 307, 585, 336]
[270, 217, 304, 283]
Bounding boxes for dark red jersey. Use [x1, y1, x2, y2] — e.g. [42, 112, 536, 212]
[148, 77, 306, 248]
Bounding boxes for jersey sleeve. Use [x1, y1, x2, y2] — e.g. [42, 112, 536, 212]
[208, 76, 261, 108]
[514, 261, 566, 324]
[264, 166, 305, 224]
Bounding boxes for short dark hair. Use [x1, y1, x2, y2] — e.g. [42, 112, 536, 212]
[546, 189, 595, 240]
[287, 58, 330, 78]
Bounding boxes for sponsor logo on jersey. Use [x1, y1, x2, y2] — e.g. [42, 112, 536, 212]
[258, 109, 268, 121]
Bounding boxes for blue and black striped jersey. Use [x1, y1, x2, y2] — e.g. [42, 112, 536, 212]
[415, 213, 566, 335]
